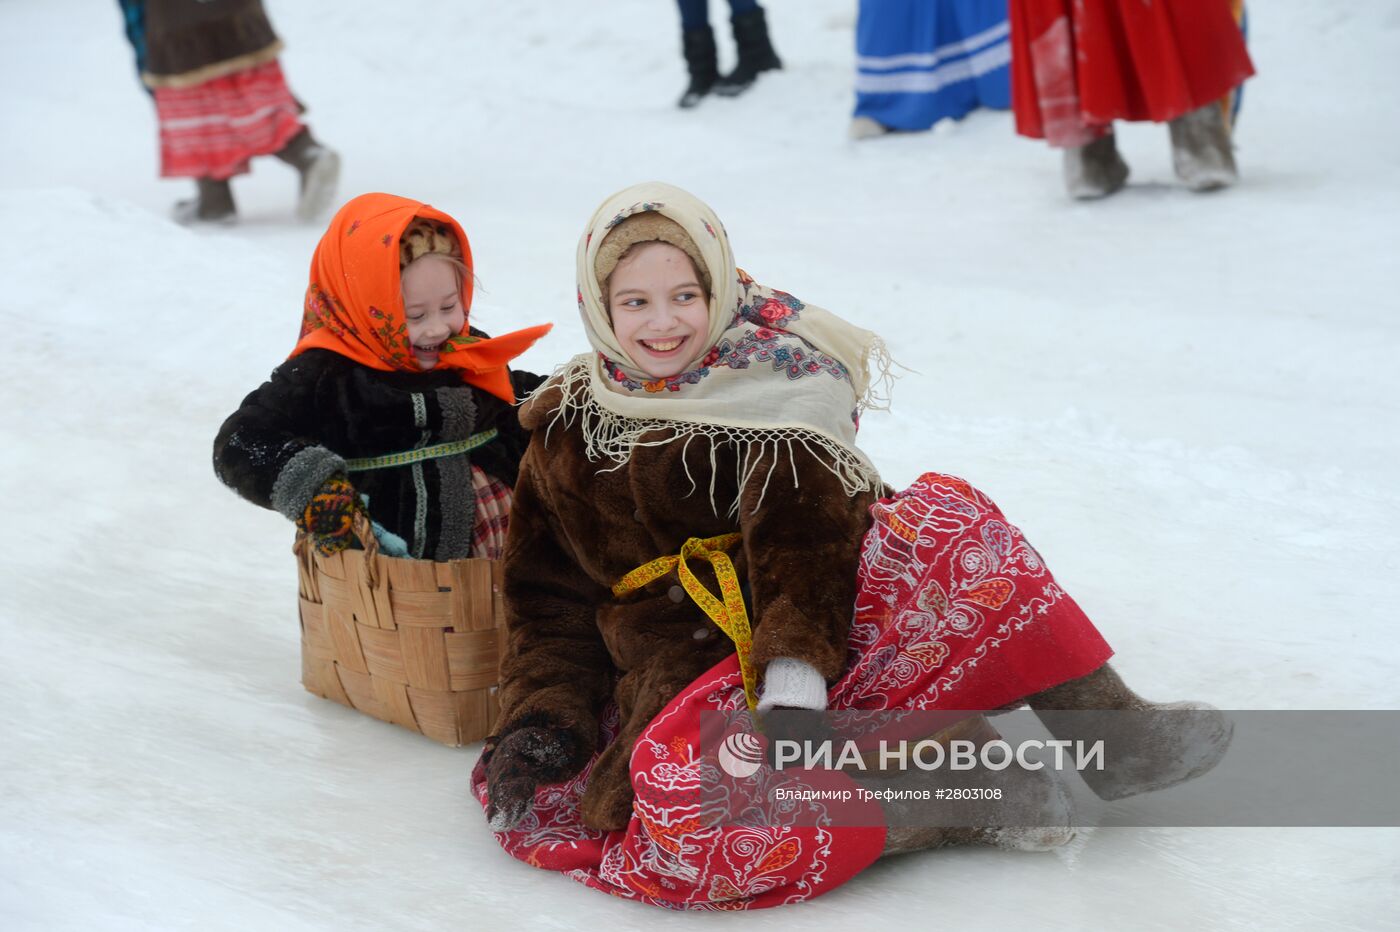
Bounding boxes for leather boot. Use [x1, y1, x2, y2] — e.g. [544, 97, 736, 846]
[274, 127, 342, 221]
[1027, 663, 1233, 801]
[678, 26, 719, 109]
[714, 8, 782, 97]
[172, 178, 236, 225]
[1063, 132, 1129, 200]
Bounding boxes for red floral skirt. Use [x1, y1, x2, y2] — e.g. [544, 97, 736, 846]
[154, 59, 304, 180]
[470, 473, 1114, 909]
[1009, 0, 1254, 146]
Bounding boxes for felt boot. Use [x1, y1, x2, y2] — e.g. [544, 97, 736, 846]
[1063, 132, 1130, 200]
[714, 8, 782, 97]
[172, 177, 236, 225]
[1027, 663, 1233, 801]
[862, 714, 1077, 856]
[274, 127, 342, 221]
[678, 26, 720, 109]
[848, 116, 892, 141]
[871, 764, 1077, 856]
[1169, 102, 1238, 192]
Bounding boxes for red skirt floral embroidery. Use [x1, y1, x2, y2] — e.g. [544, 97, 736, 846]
[471, 473, 1114, 909]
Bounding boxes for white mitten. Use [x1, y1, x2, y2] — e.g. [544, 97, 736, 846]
[756, 657, 828, 714]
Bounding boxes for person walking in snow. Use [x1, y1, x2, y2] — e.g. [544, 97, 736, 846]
[137, 0, 342, 224]
[850, 0, 1013, 140]
[213, 193, 552, 564]
[1008, 0, 1254, 198]
[473, 181, 1233, 908]
[676, 0, 783, 108]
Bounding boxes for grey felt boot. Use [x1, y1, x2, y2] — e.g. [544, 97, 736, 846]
[848, 116, 892, 141]
[872, 764, 1077, 857]
[1063, 132, 1130, 200]
[1169, 102, 1238, 192]
[274, 127, 342, 221]
[1027, 663, 1233, 801]
[864, 715, 1077, 856]
[172, 178, 236, 225]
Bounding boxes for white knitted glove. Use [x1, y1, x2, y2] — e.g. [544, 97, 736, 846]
[756, 657, 829, 714]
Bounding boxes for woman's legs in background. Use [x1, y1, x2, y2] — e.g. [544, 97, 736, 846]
[675, 0, 779, 108]
[676, 0, 720, 108]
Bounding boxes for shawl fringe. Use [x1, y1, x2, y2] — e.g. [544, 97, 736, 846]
[534, 357, 884, 517]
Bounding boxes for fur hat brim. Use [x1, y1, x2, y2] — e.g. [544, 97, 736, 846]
[594, 213, 711, 298]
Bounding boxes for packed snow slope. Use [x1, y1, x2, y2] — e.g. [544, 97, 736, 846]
[2, 1, 1398, 929]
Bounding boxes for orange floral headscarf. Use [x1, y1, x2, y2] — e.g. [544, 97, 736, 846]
[292, 192, 551, 402]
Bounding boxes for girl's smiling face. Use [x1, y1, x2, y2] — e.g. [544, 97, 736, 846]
[607, 242, 710, 379]
[401, 255, 465, 369]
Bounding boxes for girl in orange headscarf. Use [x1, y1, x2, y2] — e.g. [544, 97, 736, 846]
[213, 193, 552, 561]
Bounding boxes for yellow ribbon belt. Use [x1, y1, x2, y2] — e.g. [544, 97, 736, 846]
[612, 533, 759, 713]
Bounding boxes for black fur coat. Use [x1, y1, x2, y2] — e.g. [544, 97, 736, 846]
[213, 347, 544, 560]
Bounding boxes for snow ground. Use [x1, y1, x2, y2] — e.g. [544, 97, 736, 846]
[2, 0, 1398, 928]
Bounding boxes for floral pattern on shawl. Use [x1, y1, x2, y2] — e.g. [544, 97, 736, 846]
[714, 328, 851, 384]
[301, 284, 415, 370]
[603, 348, 722, 394]
[606, 200, 668, 231]
[738, 287, 804, 330]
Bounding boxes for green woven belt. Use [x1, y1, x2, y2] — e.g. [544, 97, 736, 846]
[344, 428, 499, 472]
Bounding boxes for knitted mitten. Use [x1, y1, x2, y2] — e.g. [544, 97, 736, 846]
[296, 474, 363, 556]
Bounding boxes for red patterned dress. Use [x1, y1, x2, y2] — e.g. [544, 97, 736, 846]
[471, 472, 1113, 909]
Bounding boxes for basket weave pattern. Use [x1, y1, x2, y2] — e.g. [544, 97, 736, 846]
[294, 518, 504, 746]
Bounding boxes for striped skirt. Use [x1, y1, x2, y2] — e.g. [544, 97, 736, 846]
[154, 59, 304, 180]
[854, 0, 1012, 131]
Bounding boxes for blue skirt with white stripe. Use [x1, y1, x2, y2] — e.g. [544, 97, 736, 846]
[854, 0, 1011, 131]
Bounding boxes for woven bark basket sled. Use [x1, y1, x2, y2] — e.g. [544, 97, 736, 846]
[294, 513, 504, 746]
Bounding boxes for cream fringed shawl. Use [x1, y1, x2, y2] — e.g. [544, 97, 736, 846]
[537, 182, 893, 515]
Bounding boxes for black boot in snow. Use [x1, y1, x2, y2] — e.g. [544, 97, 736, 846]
[1062, 132, 1130, 200]
[172, 177, 236, 225]
[274, 127, 342, 221]
[714, 8, 782, 98]
[678, 26, 720, 109]
[1169, 102, 1238, 192]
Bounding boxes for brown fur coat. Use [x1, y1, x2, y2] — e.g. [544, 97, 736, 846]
[142, 0, 281, 89]
[492, 382, 877, 830]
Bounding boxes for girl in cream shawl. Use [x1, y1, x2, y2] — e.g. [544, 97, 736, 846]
[472, 182, 1231, 910]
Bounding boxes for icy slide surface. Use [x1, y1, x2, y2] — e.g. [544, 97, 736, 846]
[1, 1, 1397, 928]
